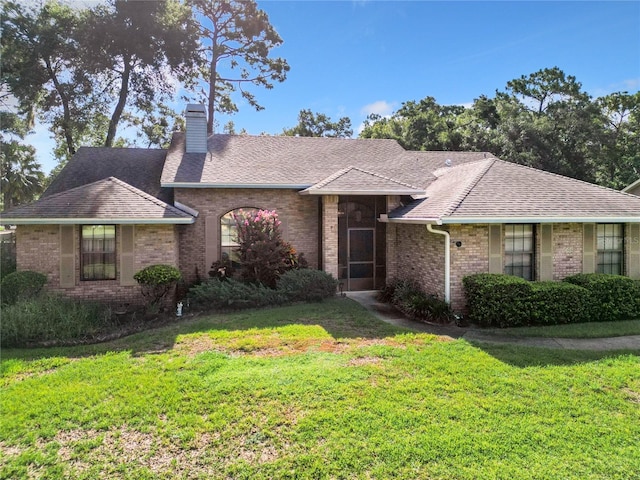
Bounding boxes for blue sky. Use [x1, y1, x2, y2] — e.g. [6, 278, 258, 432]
[29, 1, 640, 174]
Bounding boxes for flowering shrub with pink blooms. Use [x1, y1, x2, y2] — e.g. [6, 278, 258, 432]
[233, 209, 305, 288]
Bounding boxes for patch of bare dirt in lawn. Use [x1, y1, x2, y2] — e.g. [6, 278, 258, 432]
[347, 356, 384, 367]
[623, 387, 640, 404]
[173, 332, 441, 358]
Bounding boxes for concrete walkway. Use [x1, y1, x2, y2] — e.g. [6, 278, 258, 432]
[345, 291, 640, 351]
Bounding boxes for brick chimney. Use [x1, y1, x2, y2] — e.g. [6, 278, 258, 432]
[185, 104, 207, 153]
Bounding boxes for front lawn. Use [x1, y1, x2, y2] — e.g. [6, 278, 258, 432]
[1, 298, 639, 479]
[485, 319, 640, 339]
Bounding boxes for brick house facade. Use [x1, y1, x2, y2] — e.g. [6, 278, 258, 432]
[2, 105, 639, 312]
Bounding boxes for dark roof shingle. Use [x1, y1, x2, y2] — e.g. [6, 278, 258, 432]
[1, 177, 194, 224]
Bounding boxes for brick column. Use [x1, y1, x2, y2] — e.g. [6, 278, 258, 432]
[385, 195, 401, 282]
[322, 195, 339, 278]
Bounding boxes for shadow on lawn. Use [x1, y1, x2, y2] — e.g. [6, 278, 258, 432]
[3, 297, 410, 361]
[467, 340, 640, 368]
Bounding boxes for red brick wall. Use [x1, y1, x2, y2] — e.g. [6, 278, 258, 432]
[174, 188, 320, 284]
[15, 224, 179, 306]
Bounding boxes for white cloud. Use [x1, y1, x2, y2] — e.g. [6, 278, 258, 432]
[360, 100, 396, 117]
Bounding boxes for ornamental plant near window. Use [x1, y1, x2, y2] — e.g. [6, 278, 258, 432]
[233, 209, 302, 288]
[134, 264, 182, 312]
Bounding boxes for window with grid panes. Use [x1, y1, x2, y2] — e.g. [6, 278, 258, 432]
[597, 224, 624, 275]
[504, 224, 535, 281]
[220, 208, 258, 268]
[81, 225, 116, 280]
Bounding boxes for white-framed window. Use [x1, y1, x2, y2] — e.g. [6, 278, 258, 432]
[504, 224, 534, 280]
[597, 224, 624, 275]
[81, 225, 116, 280]
[220, 208, 258, 267]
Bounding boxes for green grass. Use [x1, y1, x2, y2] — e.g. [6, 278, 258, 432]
[487, 319, 640, 339]
[2, 298, 639, 479]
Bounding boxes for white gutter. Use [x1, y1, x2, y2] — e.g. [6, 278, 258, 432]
[301, 189, 425, 196]
[388, 216, 639, 224]
[426, 224, 450, 304]
[163, 182, 312, 189]
[0, 217, 195, 225]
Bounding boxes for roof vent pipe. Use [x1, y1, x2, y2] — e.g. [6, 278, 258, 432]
[185, 104, 207, 153]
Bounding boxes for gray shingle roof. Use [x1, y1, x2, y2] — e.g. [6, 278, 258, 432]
[45, 147, 172, 204]
[1, 177, 194, 224]
[301, 166, 425, 195]
[161, 133, 489, 189]
[391, 159, 640, 223]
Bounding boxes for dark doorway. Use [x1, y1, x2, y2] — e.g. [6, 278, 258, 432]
[338, 196, 386, 290]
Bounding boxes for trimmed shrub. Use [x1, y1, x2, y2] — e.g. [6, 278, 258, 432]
[277, 269, 337, 302]
[1, 293, 113, 347]
[134, 264, 182, 310]
[529, 282, 591, 325]
[463, 274, 532, 327]
[563, 273, 639, 320]
[1, 270, 47, 305]
[188, 278, 287, 310]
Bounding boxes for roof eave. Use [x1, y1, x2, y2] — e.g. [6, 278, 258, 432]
[622, 179, 640, 193]
[0, 217, 195, 225]
[163, 182, 312, 189]
[301, 189, 426, 196]
[387, 215, 640, 225]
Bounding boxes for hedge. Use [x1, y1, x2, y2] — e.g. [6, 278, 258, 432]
[462, 274, 532, 327]
[464, 273, 640, 328]
[529, 282, 591, 325]
[563, 273, 640, 320]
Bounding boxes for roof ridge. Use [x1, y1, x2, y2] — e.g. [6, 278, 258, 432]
[492, 158, 640, 197]
[310, 166, 353, 190]
[106, 177, 187, 216]
[347, 165, 423, 190]
[443, 159, 496, 216]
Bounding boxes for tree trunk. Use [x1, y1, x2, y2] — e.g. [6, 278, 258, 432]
[105, 57, 132, 147]
[44, 58, 75, 158]
[207, 53, 216, 134]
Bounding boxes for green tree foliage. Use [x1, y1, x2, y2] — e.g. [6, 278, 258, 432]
[188, 0, 290, 133]
[1, 0, 199, 166]
[283, 109, 353, 138]
[0, 113, 45, 209]
[1, 1, 93, 160]
[81, 0, 199, 147]
[360, 67, 638, 188]
[595, 91, 640, 188]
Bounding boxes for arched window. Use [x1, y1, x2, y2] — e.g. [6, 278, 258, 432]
[220, 207, 259, 267]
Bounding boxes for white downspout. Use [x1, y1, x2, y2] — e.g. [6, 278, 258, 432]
[426, 224, 450, 304]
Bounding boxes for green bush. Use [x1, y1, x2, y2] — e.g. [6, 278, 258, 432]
[378, 278, 453, 323]
[1, 293, 113, 347]
[277, 269, 337, 302]
[403, 292, 453, 323]
[188, 278, 287, 310]
[1, 270, 47, 305]
[563, 273, 639, 320]
[529, 282, 591, 325]
[0, 241, 16, 280]
[463, 274, 532, 327]
[134, 264, 182, 309]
